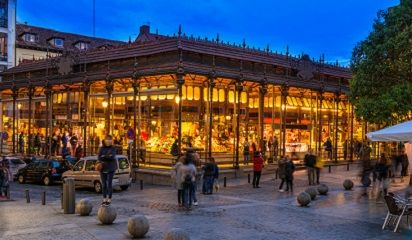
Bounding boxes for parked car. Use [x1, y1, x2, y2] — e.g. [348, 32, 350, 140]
[1, 155, 26, 181]
[16, 159, 71, 185]
[62, 155, 131, 193]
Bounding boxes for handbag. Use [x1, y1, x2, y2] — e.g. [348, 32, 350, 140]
[214, 179, 220, 192]
[95, 162, 103, 172]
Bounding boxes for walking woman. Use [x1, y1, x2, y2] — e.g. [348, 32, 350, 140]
[252, 151, 264, 188]
[97, 135, 117, 206]
[376, 153, 390, 199]
[171, 155, 184, 206]
[180, 154, 197, 210]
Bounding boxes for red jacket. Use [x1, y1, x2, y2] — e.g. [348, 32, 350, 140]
[253, 155, 264, 171]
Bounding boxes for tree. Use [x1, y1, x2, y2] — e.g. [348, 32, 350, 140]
[350, 0, 412, 125]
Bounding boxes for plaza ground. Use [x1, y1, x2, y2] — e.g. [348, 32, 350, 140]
[1, 165, 412, 240]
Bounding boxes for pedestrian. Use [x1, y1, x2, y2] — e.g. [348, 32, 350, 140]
[252, 150, 264, 188]
[323, 138, 332, 160]
[18, 132, 25, 154]
[213, 158, 219, 193]
[97, 135, 117, 206]
[190, 150, 200, 206]
[400, 150, 409, 182]
[284, 156, 295, 192]
[375, 153, 390, 199]
[34, 132, 41, 155]
[359, 141, 372, 196]
[343, 139, 348, 161]
[171, 155, 184, 207]
[0, 162, 10, 198]
[243, 138, 250, 165]
[180, 154, 197, 210]
[202, 158, 217, 194]
[304, 149, 316, 185]
[75, 144, 83, 161]
[273, 137, 279, 161]
[278, 155, 287, 192]
[314, 152, 322, 185]
[261, 137, 268, 160]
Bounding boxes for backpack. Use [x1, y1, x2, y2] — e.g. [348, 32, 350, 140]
[183, 174, 192, 188]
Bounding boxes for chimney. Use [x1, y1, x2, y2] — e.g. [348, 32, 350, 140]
[139, 25, 150, 35]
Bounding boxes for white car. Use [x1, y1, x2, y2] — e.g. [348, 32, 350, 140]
[62, 155, 132, 193]
[1, 156, 27, 181]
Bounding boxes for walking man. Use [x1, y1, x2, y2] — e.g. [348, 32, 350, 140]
[304, 149, 316, 185]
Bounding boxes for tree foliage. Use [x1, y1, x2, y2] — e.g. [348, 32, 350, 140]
[350, 0, 412, 125]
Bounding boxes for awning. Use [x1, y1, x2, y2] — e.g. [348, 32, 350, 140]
[366, 120, 412, 142]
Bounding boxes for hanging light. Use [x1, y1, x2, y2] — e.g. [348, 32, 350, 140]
[241, 92, 247, 104]
[17, 103, 22, 109]
[203, 87, 208, 101]
[102, 100, 108, 108]
[213, 88, 218, 102]
[194, 87, 200, 101]
[254, 98, 259, 108]
[248, 98, 254, 108]
[218, 89, 225, 103]
[175, 96, 180, 104]
[127, 87, 134, 101]
[228, 90, 235, 103]
[187, 86, 194, 100]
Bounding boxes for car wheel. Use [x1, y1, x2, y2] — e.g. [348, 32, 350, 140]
[120, 185, 129, 191]
[43, 176, 52, 186]
[18, 174, 25, 184]
[94, 181, 102, 193]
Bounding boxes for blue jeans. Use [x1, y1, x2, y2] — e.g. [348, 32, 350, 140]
[100, 171, 114, 199]
[192, 181, 198, 202]
[202, 176, 214, 194]
[182, 182, 193, 208]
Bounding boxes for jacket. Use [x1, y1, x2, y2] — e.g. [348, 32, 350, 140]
[253, 155, 264, 172]
[285, 160, 295, 180]
[98, 145, 118, 172]
[304, 154, 316, 168]
[171, 161, 183, 190]
[180, 163, 197, 184]
[278, 158, 287, 179]
[203, 162, 216, 177]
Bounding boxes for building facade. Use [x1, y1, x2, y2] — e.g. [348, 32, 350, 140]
[0, 25, 369, 168]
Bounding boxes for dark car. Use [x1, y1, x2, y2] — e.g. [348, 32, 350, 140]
[16, 159, 71, 186]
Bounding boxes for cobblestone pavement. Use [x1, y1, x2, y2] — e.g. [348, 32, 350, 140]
[1, 165, 412, 240]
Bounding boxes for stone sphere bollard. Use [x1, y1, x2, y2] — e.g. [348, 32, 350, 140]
[297, 192, 311, 207]
[76, 199, 93, 216]
[97, 205, 117, 225]
[343, 179, 354, 190]
[128, 214, 150, 238]
[304, 187, 318, 200]
[164, 228, 190, 240]
[361, 177, 371, 187]
[317, 184, 329, 195]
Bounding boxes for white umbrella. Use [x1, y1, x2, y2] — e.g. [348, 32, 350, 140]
[366, 120, 412, 142]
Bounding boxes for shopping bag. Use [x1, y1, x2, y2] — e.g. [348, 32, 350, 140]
[214, 179, 220, 192]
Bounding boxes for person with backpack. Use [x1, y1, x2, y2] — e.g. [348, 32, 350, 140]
[375, 153, 390, 198]
[278, 155, 287, 192]
[285, 156, 295, 192]
[304, 149, 316, 185]
[202, 158, 217, 194]
[97, 135, 118, 206]
[171, 155, 184, 206]
[180, 154, 197, 210]
[243, 138, 251, 165]
[252, 151, 264, 188]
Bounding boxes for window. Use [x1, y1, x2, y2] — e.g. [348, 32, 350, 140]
[50, 38, 64, 47]
[23, 33, 37, 43]
[85, 160, 97, 171]
[73, 160, 85, 171]
[118, 157, 130, 170]
[75, 41, 89, 50]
